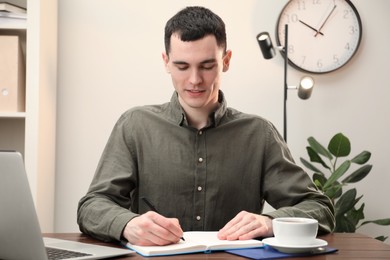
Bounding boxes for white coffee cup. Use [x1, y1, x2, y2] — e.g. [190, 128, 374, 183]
[272, 217, 318, 246]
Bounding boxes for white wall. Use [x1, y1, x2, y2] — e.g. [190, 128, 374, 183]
[55, 0, 390, 241]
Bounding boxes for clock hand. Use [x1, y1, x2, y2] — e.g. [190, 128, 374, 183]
[299, 20, 324, 36]
[315, 4, 337, 37]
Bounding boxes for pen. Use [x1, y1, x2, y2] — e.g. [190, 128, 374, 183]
[141, 197, 185, 241]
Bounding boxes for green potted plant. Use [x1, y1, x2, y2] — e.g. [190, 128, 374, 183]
[300, 132, 390, 241]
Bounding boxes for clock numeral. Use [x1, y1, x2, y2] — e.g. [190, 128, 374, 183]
[297, 0, 306, 10]
[317, 59, 323, 69]
[312, 0, 321, 5]
[345, 42, 351, 51]
[288, 45, 295, 54]
[300, 56, 306, 66]
[333, 55, 340, 64]
[343, 9, 353, 19]
[283, 13, 299, 23]
[349, 25, 357, 35]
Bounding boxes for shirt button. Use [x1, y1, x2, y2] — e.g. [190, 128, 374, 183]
[198, 157, 203, 163]
[197, 186, 202, 191]
[196, 216, 201, 221]
[198, 131, 203, 135]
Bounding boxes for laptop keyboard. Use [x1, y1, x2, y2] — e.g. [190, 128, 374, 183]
[46, 247, 92, 260]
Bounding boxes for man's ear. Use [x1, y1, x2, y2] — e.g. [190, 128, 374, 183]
[222, 50, 232, 72]
[162, 52, 170, 73]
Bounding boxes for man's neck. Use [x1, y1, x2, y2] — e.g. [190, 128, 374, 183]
[186, 109, 210, 130]
[182, 103, 219, 130]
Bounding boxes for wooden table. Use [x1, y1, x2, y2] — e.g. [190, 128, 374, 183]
[43, 232, 390, 259]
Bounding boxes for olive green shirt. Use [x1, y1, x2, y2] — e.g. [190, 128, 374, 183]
[77, 91, 335, 242]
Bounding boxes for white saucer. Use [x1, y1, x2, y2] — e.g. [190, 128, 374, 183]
[262, 237, 328, 254]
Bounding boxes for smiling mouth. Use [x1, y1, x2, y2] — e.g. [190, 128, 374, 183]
[187, 89, 205, 93]
[186, 89, 205, 97]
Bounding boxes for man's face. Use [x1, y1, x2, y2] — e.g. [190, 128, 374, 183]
[162, 34, 232, 113]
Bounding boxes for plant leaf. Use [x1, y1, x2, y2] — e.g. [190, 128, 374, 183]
[328, 133, 351, 157]
[335, 188, 357, 217]
[375, 236, 388, 242]
[314, 179, 323, 190]
[306, 147, 330, 170]
[313, 173, 327, 186]
[313, 174, 326, 192]
[324, 184, 342, 200]
[346, 203, 365, 227]
[300, 157, 324, 174]
[308, 136, 333, 160]
[361, 218, 390, 226]
[342, 165, 372, 184]
[323, 160, 351, 190]
[351, 151, 371, 165]
[335, 215, 356, 232]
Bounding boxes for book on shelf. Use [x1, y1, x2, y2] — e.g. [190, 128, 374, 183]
[0, 2, 26, 14]
[0, 35, 25, 112]
[124, 231, 263, 257]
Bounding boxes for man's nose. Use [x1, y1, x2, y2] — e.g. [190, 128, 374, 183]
[189, 69, 202, 85]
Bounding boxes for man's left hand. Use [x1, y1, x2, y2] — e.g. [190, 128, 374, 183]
[217, 211, 273, 240]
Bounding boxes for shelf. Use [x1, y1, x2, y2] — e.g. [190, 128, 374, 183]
[0, 112, 26, 118]
[0, 18, 27, 30]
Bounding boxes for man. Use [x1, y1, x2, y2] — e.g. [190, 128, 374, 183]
[77, 6, 335, 246]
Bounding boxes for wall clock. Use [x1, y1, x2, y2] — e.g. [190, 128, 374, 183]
[276, 0, 362, 74]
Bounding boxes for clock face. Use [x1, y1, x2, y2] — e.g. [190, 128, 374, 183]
[276, 0, 362, 74]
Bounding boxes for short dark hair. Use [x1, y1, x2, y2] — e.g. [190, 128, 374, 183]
[164, 6, 227, 55]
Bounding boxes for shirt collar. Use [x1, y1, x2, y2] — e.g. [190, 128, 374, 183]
[169, 90, 227, 128]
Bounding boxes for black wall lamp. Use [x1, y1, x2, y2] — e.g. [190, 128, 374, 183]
[257, 25, 314, 142]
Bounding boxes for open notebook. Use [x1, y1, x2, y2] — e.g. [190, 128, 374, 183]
[125, 231, 263, 257]
[0, 151, 133, 260]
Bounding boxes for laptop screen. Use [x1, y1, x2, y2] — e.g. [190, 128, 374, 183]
[0, 151, 133, 260]
[0, 151, 48, 259]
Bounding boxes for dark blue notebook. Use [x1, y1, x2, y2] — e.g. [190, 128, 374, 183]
[226, 245, 338, 259]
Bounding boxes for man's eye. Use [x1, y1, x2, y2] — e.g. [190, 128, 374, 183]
[177, 66, 188, 71]
[201, 65, 215, 70]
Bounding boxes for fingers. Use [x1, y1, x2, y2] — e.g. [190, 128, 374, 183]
[217, 211, 246, 238]
[218, 211, 273, 240]
[218, 211, 253, 240]
[123, 211, 184, 246]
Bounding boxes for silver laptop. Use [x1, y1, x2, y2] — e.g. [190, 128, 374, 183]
[0, 151, 134, 260]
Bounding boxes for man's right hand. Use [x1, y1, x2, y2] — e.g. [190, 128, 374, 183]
[122, 211, 184, 246]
